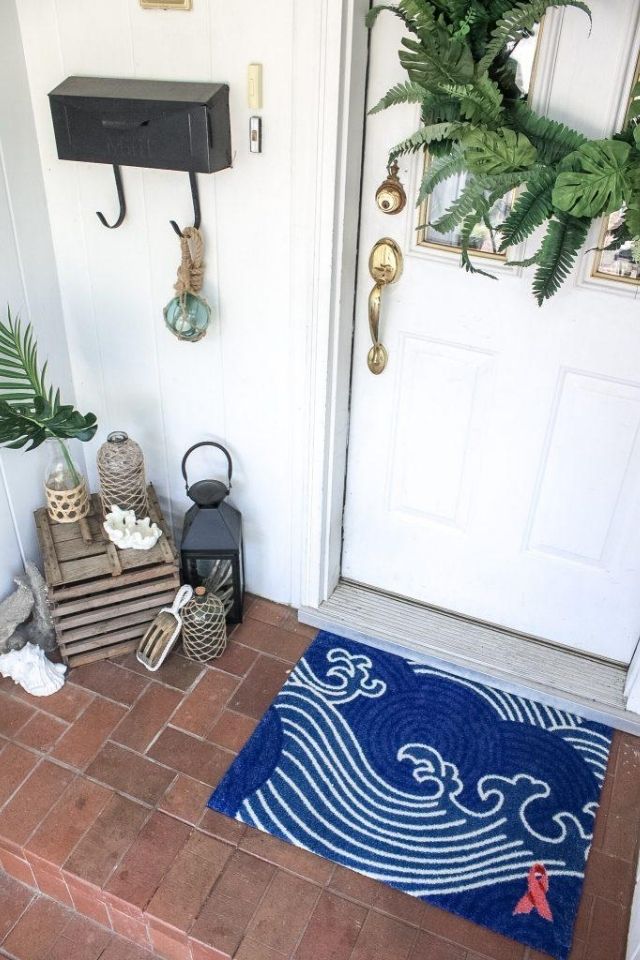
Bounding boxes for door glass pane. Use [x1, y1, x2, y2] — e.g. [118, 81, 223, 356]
[592, 60, 640, 286]
[417, 29, 540, 256]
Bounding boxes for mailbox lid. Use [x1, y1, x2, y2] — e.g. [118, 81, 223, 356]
[48, 76, 231, 173]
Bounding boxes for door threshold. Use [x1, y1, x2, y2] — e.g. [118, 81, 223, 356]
[299, 580, 640, 734]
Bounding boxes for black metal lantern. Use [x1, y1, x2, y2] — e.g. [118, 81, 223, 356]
[180, 442, 244, 623]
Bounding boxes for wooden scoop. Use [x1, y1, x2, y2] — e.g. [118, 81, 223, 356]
[136, 585, 193, 672]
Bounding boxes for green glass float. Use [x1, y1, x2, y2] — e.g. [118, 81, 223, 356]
[164, 292, 211, 342]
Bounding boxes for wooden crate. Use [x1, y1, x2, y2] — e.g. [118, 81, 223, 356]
[35, 485, 180, 668]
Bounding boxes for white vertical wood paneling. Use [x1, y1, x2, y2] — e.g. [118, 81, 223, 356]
[0, 0, 77, 592]
[15, 0, 304, 601]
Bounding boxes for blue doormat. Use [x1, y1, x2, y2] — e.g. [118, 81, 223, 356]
[208, 632, 612, 960]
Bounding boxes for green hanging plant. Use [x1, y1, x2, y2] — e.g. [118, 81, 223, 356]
[0, 307, 98, 466]
[368, 0, 640, 304]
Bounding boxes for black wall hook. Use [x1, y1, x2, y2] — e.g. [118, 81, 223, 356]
[170, 171, 201, 238]
[96, 164, 126, 229]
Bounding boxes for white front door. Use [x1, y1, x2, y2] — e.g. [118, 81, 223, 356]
[343, 1, 640, 663]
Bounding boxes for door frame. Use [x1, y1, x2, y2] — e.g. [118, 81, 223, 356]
[290, 0, 640, 709]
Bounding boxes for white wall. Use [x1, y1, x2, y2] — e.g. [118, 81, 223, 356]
[14, 0, 319, 604]
[0, 0, 77, 597]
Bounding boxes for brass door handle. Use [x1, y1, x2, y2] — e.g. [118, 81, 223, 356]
[367, 238, 403, 375]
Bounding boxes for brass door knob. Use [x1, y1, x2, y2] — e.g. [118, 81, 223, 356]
[367, 238, 403, 375]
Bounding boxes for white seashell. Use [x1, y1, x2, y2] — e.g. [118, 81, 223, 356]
[103, 506, 163, 551]
[0, 642, 66, 697]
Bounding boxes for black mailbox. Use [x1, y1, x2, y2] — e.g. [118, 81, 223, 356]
[48, 77, 231, 173]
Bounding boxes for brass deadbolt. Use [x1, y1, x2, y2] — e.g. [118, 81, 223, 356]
[375, 162, 407, 215]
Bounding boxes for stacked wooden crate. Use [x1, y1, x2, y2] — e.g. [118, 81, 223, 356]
[35, 485, 180, 668]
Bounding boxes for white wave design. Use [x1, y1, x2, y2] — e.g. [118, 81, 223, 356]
[229, 645, 606, 900]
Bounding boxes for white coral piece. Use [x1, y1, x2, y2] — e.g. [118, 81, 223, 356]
[0, 642, 66, 697]
[103, 506, 163, 551]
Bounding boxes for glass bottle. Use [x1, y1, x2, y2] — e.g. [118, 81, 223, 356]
[43, 438, 90, 523]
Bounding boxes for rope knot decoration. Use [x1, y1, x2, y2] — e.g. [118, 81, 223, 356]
[163, 226, 211, 342]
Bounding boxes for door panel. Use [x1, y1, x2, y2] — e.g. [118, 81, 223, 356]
[342, 1, 640, 662]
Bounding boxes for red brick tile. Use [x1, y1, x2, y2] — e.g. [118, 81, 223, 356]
[70, 660, 148, 705]
[602, 813, 640, 862]
[211, 640, 259, 678]
[107, 905, 152, 948]
[245, 596, 290, 627]
[191, 850, 275, 957]
[409, 931, 466, 960]
[1, 896, 70, 960]
[0, 848, 36, 886]
[117, 650, 204, 691]
[65, 792, 150, 887]
[572, 893, 593, 942]
[207, 710, 258, 753]
[52, 697, 127, 770]
[159, 774, 213, 824]
[329, 865, 381, 904]
[582, 847, 635, 905]
[46, 911, 112, 960]
[20, 682, 94, 723]
[0, 741, 39, 807]
[228, 655, 292, 719]
[147, 726, 232, 787]
[245, 870, 320, 954]
[240, 827, 334, 885]
[28, 855, 73, 906]
[110, 682, 182, 753]
[100, 935, 158, 960]
[1, 760, 74, 846]
[147, 830, 234, 933]
[0, 692, 35, 736]
[67, 882, 112, 927]
[293, 891, 367, 960]
[235, 939, 288, 960]
[106, 811, 191, 911]
[233, 619, 310, 664]
[373, 885, 424, 927]
[26, 777, 113, 866]
[421, 903, 524, 960]
[584, 897, 627, 960]
[351, 910, 418, 960]
[86, 740, 175, 805]
[197, 807, 246, 845]
[0, 871, 33, 940]
[281, 609, 317, 640]
[609, 738, 640, 822]
[149, 922, 191, 960]
[14, 711, 68, 752]
[170, 670, 239, 738]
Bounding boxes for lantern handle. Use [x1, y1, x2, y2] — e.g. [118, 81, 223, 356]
[181, 441, 233, 493]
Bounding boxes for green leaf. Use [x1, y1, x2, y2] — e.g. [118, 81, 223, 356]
[388, 122, 465, 163]
[0, 306, 98, 451]
[370, 81, 426, 116]
[498, 167, 555, 248]
[462, 127, 537, 174]
[532, 215, 590, 305]
[399, 30, 475, 87]
[552, 139, 632, 218]
[634, 125, 640, 150]
[511, 102, 587, 165]
[417, 147, 467, 204]
[479, 0, 591, 74]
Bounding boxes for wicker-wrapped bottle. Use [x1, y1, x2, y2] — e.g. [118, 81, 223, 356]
[181, 586, 227, 662]
[97, 431, 149, 519]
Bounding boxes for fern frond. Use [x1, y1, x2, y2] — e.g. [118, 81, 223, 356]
[370, 81, 426, 116]
[430, 178, 489, 232]
[510, 101, 587, 165]
[400, 33, 475, 87]
[417, 148, 467, 204]
[532, 215, 590, 305]
[442, 76, 504, 123]
[389, 122, 465, 163]
[479, 1, 591, 74]
[498, 167, 555, 248]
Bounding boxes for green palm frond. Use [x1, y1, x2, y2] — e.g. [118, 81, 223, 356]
[0, 307, 98, 451]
